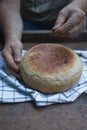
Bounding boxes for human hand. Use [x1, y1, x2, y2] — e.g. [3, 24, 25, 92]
[2, 36, 23, 78]
[52, 3, 86, 38]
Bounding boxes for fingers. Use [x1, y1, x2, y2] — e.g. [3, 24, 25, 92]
[8, 67, 21, 80]
[52, 17, 86, 38]
[13, 45, 23, 63]
[52, 8, 69, 30]
[55, 11, 85, 33]
[68, 20, 86, 37]
[52, 5, 86, 38]
[2, 49, 20, 72]
[2, 41, 23, 73]
[2, 49, 21, 79]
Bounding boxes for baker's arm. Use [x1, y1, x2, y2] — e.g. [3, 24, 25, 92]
[0, 0, 23, 77]
[0, 0, 23, 41]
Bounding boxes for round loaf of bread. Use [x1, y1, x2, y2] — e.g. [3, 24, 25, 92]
[20, 44, 83, 94]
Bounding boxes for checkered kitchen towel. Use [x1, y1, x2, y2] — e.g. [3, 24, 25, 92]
[0, 50, 87, 106]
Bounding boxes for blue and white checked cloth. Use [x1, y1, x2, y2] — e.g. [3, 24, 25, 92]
[0, 50, 87, 106]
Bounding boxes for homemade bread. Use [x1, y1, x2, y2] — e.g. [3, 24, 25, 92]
[20, 44, 83, 94]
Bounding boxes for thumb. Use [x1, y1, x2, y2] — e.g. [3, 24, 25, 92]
[13, 47, 22, 63]
[52, 8, 69, 30]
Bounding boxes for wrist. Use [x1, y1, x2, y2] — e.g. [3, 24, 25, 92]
[71, 0, 87, 13]
[4, 33, 21, 43]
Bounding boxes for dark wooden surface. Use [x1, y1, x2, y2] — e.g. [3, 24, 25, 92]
[0, 32, 87, 130]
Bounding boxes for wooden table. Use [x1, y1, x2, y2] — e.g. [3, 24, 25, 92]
[0, 31, 87, 130]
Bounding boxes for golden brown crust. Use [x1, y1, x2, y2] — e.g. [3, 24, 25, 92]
[20, 44, 83, 94]
[27, 44, 75, 74]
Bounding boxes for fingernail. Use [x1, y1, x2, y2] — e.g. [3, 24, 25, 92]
[15, 58, 21, 62]
[52, 24, 60, 30]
